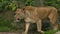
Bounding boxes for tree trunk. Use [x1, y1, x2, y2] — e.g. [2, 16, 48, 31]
[40, 0, 44, 6]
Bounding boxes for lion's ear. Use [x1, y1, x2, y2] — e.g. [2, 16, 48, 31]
[23, 8, 25, 10]
[22, 7, 25, 10]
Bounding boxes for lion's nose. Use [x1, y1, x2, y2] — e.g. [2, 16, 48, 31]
[17, 18, 20, 20]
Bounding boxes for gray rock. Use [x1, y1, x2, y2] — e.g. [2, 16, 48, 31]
[54, 31, 60, 34]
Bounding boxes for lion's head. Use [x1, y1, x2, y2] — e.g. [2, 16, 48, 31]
[14, 8, 25, 22]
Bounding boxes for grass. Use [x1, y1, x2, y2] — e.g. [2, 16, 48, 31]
[0, 26, 10, 32]
[44, 30, 57, 34]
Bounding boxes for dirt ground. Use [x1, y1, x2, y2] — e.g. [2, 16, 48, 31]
[0, 32, 20, 34]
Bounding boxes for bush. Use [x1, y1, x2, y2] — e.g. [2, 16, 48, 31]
[0, 0, 17, 12]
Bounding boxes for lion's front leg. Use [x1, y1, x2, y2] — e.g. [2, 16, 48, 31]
[23, 22, 30, 34]
[36, 19, 44, 34]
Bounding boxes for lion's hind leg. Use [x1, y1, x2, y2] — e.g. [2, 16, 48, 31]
[48, 11, 58, 31]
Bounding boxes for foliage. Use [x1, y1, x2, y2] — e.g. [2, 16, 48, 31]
[25, 0, 33, 6]
[44, 0, 60, 8]
[0, 0, 60, 11]
[0, 0, 16, 12]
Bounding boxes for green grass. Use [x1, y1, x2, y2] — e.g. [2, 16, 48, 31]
[0, 26, 10, 32]
[44, 30, 57, 34]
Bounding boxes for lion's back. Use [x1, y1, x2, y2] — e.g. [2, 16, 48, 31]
[36, 6, 57, 19]
[25, 6, 58, 19]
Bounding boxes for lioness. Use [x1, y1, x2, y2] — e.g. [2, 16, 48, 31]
[14, 6, 58, 34]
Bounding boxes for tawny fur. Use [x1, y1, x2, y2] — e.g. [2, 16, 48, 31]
[14, 6, 58, 34]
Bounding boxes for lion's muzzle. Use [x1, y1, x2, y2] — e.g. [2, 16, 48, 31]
[15, 18, 20, 23]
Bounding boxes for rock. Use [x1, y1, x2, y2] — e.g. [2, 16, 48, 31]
[54, 31, 60, 34]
